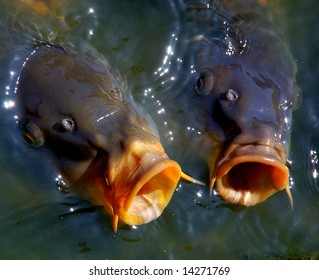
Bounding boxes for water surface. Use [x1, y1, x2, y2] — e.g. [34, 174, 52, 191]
[0, 0, 318, 259]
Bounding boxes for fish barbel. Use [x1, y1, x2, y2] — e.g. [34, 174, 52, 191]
[15, 43, 201, 232]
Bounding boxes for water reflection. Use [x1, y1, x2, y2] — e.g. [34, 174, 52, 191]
[0, 0, 319, 260]
[310, 150, 318, 180]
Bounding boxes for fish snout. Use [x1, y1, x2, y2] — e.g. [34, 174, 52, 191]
[106, 138, 182, 232]
[210, 129, 291, 206]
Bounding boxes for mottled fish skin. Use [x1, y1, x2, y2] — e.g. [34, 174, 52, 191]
[15, 43, 198, 232]
[175, 0, 300, 206]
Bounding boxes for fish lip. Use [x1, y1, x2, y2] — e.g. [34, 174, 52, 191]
[211, 142, 289, 206]
[108, 139, 182, 229]
[219, 141, 286, 166]
[121, 155, 181, 223]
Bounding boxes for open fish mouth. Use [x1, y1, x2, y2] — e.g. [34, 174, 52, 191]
[113, 154, 181, 231]
[107, 139, 202, 232]
[210, 143, 292, 206]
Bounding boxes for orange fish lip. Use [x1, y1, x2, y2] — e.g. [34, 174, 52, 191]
[118, 154, 182, 225]
[210, 143, 290, 206]
[84, 137, 203, 233]
[110, 153, 202, 232]
[107, 139, 183, 232]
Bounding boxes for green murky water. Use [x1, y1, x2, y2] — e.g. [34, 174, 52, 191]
[0, 0, 318, 259]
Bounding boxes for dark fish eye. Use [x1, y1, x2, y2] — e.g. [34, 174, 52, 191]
[22, 121, 44, 148]
[195, 70, 214, 96]
[196, 76, 205, 91]
[60, 117, 75, 132]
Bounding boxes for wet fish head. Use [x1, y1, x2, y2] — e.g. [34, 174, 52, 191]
[15, 44, 184, 231]
[191, 35, 300, 206]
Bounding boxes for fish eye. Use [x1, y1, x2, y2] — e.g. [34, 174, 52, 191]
[60, 117, 75, 132]
[22, 121, 44, 148]
[195, 70, 214, 96]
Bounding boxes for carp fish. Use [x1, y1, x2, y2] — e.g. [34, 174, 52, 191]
[15, 42, 200, 232]
[169, 0, 301, 206]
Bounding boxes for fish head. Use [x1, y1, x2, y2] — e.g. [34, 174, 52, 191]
[192, 50, 300, 205]
[187, 5, 302, 205]
[15, 44, 186, 231]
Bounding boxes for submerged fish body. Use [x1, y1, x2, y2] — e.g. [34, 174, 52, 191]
[172, 0, 300, 206]
[15, 42, 197, 231]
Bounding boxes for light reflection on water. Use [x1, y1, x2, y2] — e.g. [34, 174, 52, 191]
[0, 0, 319, 259]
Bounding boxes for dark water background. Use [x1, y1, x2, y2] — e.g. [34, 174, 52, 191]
[0, 0, 318, 259]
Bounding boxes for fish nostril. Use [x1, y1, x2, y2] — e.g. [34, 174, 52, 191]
[220, 89, 239, 102]
[61, 117, 75, 132]
[110, 87, 123, 101]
